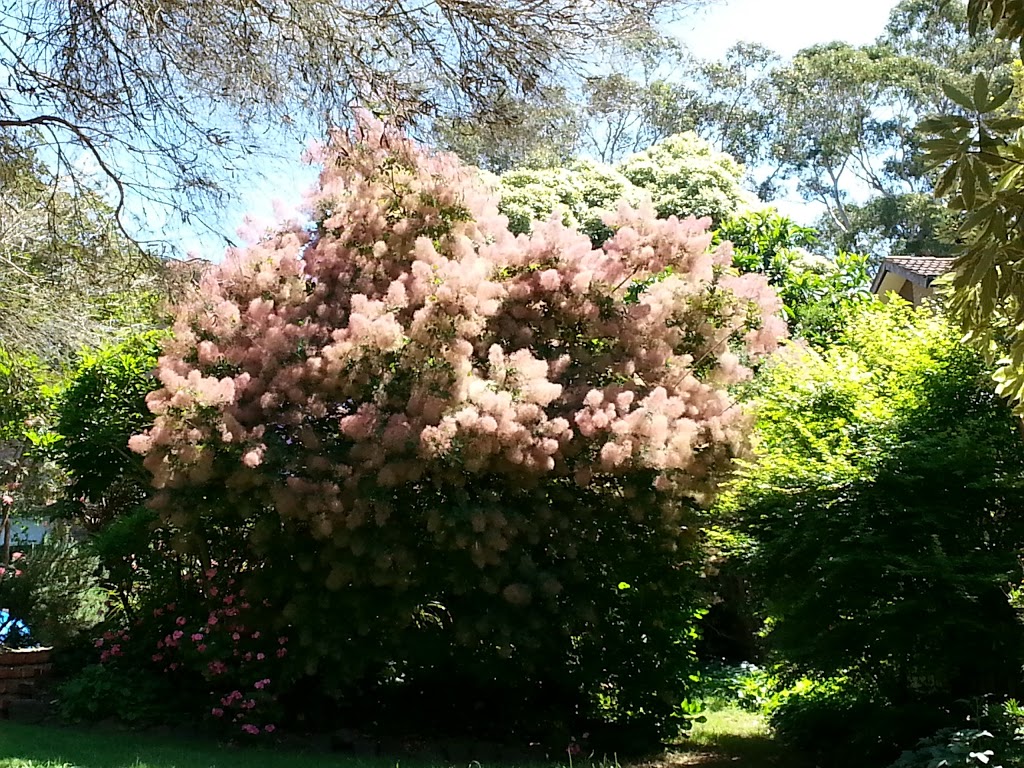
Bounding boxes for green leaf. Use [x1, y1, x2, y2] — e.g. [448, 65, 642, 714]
[986, 85, 1014, 113]
[935, 163, 960, 199]
[974, 74, 990, 111]
[962, 158, 978, 209]
[918, 115, 972, 133]
[943, 82, 977, 111]
[986, 116, 1024, 132]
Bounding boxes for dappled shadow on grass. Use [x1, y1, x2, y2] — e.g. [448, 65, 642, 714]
[652, 708, 797, 768]
[668, 734, 787, 767]
[0, 721, 385, 768]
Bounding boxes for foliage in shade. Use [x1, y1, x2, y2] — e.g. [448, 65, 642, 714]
[125, 116, 786, 741]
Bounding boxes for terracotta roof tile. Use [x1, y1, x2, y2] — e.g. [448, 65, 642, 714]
[883, 256, 956, 279]
[870, 256, 956, 293]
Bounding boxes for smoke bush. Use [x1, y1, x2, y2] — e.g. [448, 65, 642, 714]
[129, 117, 786, 742]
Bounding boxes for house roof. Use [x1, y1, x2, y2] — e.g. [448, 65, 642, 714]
[870, 256, 956, 293]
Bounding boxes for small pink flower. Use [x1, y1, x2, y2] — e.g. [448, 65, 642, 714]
[254, 678, 270, 690]
[172, 630, 184, 641]
[176, 616, 187, 626]
[197, 644, 207, 653]
[278, 637, 287, 645]
[276, 648, 287, 658]
[211, 708, 224, 718]
[244, 652, 253, 662]
[10, 552, 22, 561]
[0, 567, 6, 576]
[224, 595, 235, 605]
[94, 638, 104, 648]
[208, 661, 227, 675]
[232, 632, 241, 641]
[2, 494, 13, 505]
[256, 653, 265, 661]
[191, 632, 204, 642]
[13, 570, 21, 577]
[169, 662, 179, 671]
[100, 651, 110, 663]
[252, 631, 261, 640]
[244, 699, 256, 710]
[205, 569, 217, 579]
[110, 644, 121, 655]
[207, 614, 219, 625]
[241, 724, 259, 735]
[264, 724, 276, 734]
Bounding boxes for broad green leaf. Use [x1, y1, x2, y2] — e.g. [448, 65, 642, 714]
[935, 163, 960, 199]
[918, 115, 972, 133]
[962, 158, 978, 208]
[974, 73, 990, 112]
[986, 117, 1024, 131]
[986, 85, 1014, 112]
[943, 82, 977, 111]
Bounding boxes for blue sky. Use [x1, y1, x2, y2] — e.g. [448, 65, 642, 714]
[678, 0, 902, 59]
[179, 0, 906, 256]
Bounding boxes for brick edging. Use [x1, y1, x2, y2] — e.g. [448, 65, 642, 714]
[0, 647, 54, 717]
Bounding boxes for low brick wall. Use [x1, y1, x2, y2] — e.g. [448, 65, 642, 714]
[0, 647, 52, 718]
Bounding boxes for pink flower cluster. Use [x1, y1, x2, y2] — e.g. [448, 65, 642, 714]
[99, 571, 289, 738]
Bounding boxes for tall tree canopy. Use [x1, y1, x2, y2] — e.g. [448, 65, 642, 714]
[0, 0, 711, 246]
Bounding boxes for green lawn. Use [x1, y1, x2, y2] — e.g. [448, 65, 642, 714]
[0, 722, 405, 768]
[0, 710, 788, 768]
[668, 709, 788, 767]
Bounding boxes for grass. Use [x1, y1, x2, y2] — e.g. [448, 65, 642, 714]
[0, 722, 407, 768]
[0, 710, 789, 768]
[663, 708, 788, 767]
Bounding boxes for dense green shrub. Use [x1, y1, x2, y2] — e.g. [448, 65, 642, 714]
[54, 331, 164, 530]
[119, 119, 786, 745]
[714, 209, 872, 345]
[723, 300, 1024, 764]
[0, 527, 104, 647]
[888, 699, 1024, 768]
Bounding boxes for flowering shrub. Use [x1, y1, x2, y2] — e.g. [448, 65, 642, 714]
[497, 134, 753, 248]
[127, 117, 785, 742]
[73, 566, 290, 736]
[498, 160, 644, 245]
[618, 133, 755, 225]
